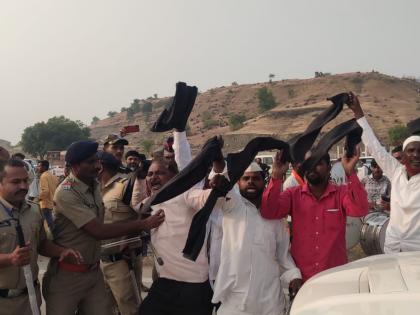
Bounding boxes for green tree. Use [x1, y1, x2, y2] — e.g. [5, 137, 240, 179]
[126, 108, 135, 120]
[107, 111, 117, 118]
[153, 93, 158, 99]
[268, 73, 275, 83]
[131, 99, 141, 113]
[228, 114, 246, 131]
[21, 116, 90, 159]
[203, 119, 218, 129]
[91, 116, 100, 124]
[288, 88, 297, 99]
[142, 102, 153, 113]
[388, 125, 410, 146]
[200, 111, 218, 128]
[141, 140, 154, 155]
[201, 111, 212, 121]
[257, 87, 277, 112]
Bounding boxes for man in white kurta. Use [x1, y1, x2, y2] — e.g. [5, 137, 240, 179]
[213, 163, 301, 315]
[348, 92, 420, 253]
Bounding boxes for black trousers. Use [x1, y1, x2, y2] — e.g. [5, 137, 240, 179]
[139, 278, 213, 315]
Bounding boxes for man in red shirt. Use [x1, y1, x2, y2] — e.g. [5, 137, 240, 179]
[261, 148, 368, 282]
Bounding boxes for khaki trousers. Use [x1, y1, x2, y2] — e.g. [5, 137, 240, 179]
[43, 267, 113, 315]
[0, 286, 41, 315]
[101, 258, 143, 315]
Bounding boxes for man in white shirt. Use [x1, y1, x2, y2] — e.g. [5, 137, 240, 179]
[213, 162, 302, 315]
[139, 157, 226, 315]
[347, 92, 420, 253]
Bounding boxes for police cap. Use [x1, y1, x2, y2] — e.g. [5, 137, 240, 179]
[65, 140, 99, 165]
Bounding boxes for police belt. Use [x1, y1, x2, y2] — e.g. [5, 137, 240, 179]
[100, 248, 142, 263]
[58, 261, 99, 273]
[0, 280, 39, 299]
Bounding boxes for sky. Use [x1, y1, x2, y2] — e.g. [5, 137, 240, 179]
[0, 0, 419, 144]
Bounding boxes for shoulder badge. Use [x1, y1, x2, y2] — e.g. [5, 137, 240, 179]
[61, 180, 74, 190]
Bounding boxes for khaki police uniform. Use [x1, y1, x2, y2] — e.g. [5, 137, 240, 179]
[42, 173, 113, 315]
[100, 173, 143, 315]
[0, 197, 45, 315]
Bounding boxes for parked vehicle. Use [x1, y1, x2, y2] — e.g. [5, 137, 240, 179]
[290, 251, 420, 315]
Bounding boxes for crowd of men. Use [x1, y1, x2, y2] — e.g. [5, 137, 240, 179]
[0, 91, 419, 315]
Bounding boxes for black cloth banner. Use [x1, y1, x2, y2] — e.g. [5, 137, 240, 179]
[299, 119, 362, 176]
[151, 82, 198, 132]
[288, 93, 349, 164]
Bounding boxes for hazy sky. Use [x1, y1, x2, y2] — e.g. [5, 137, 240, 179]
[1, 0, 419, 144]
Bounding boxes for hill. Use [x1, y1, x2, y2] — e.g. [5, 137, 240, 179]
[0, 139, 12, 152]
[89, 72, 420, 155]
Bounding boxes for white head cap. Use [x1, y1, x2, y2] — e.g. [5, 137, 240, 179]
[403, 135, 420, 151]
[245, 162, 263, 173]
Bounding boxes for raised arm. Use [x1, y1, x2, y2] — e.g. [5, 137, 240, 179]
[341, 144, 369, 217]
[261, 150, 292, 219]
[347, 92, 400, 179]
[341, 173, 369, 217]
[173, 130, 192, 171]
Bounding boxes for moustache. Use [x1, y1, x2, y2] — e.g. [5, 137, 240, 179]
[15, 189, 28, 195]
[307, 171, 319, 177]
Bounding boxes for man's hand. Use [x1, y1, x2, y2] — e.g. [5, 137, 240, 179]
[289, 278, 303, 298]
[58, 249, 84, 264]
[271, 150, 289, 180]
[212, 136, 226, 173]
[380, 199, 390, 211]
[345, 91, 364, 119]
[142, 209, 165, 230]
[342, 144, 361, 176]
[209, 174, 230, 192]
[9, 243, 31, 267]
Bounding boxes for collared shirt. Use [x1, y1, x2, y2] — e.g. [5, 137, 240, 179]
[357, 117, 420, 253]
[0, 197, 46, 289]
[207, 208, 223, 283]
[53, 173, 104, 264]
[212, 192, 301, 315]
[149, 188, 218, 283]
[101, 173, 138, 254]
[361, 174, 391, 207]
[39, 171, 59, 209]
[131, 178, 148, 210]
[261, 173, 368, 281]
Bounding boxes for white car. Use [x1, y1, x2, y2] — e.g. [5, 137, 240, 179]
[50, 166, 65, 177]
[291, 252, 420, 315]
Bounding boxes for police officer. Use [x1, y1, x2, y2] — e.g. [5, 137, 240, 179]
[0, 159, 82, 315]
[103, 134, 131, 174]
[42, 141, 165, 315]
[98, 152, 143, 315]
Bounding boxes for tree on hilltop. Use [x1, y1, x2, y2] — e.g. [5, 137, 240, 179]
[21, 116, 90, 159]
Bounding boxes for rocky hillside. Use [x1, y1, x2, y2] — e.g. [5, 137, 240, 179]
[0, 139, 12, 151]
[90, 72, 420, 155]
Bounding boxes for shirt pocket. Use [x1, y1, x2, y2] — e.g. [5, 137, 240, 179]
[105, 200, 136, 222]
[323, 208, 343, 233]
[253, 226, 276, 257]
[0, 227, 17, 252]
